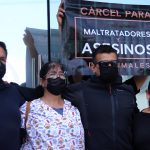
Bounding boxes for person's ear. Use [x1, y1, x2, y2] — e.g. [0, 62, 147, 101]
[89, 62, 97, 74]
[40, 79, 45, 88]
[146, 90, 150, 100]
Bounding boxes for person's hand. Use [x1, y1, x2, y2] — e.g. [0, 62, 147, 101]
[23, 29, 34, 49]
[23, 29, 38, 57]
[56, 1, 65, 31]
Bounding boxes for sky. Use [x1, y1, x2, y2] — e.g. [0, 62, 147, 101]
[0, 0, 150, 84]
[0, 0, 47, 84]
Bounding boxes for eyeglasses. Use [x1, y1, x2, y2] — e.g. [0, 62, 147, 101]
[46, 72, 66, 80]
[97, 60, 118, 67]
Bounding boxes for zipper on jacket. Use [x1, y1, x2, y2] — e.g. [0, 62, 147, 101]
[109, 84, 112, 94]
[109, 84, 116, 150]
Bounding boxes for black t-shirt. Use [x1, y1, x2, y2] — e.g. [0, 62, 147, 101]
[134, 112, 150, 150]
[0, 83, 25, 150]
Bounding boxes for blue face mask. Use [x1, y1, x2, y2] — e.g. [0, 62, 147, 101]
[0, 61, 6, 80]
[98, 60, 118, 83]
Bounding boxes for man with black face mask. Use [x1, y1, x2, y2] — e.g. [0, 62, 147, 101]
[63, 45, 142, 150]
[0, 41, 42, 150]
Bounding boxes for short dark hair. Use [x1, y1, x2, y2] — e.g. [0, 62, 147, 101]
[148, 82, 150, 91]
[40, 62, 64, 79]
[0, 41, 7, 57]
[92, 45, 117, 63]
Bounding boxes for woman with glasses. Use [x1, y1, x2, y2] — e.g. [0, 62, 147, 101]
[20, 62, 85, 150]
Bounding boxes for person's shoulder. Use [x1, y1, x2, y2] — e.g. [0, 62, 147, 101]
[9, 82, 24, 93]
[67, 80, 86, 90]
[10, 82, 19, 88]
[31, 98, 40, 104]
[118, 83, 135, 95]
[65, 99, 80, 111]
[26, 98, 41, 112]
[123, 77, 140, 94]
[10, 82, 18, 85]
[3, 82, 19, 91]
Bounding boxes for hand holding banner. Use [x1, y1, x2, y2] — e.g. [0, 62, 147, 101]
[61, 0, 150, 75]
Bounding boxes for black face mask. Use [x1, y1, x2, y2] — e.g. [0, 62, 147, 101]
[0, 61, 6, 80]
[98, 60, 118, 83]
[47, 77, 66, 95]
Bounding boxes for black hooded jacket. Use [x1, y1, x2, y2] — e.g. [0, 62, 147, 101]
[0, 81, 42, 150]
[0, 81, 25, 150]
[64, 75, 137, 150]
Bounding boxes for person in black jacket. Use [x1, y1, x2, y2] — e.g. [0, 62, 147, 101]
[0, 41, 42, 150]
[0, 39, 144, 150]
[63, 45, 140, 150]
[133, 81, 150, 150]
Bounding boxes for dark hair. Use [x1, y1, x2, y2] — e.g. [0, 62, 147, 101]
[148, 82, 150, 91]
[92, 45, 117, 63]
[0, 41, 7, 57]
[40, 62, 64, 79]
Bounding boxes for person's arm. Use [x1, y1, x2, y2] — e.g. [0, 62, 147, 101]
[63, 82, 82, 107]
[11, 82, 44, 101]
[133, 75, 147, 91]
[124, 76, 147, 94]
[23, 29, 38, 58]
[56, 1, 65, 32]
[20, 102, 28, 128]
[18, 86, 44, 101]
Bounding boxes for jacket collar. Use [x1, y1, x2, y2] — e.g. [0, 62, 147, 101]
[89, 75, 122, 88]
[0, 80, 10, 90]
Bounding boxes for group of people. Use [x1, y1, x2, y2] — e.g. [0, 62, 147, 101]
[0, 1, 149, 150]
[0, 41, 149, 150]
